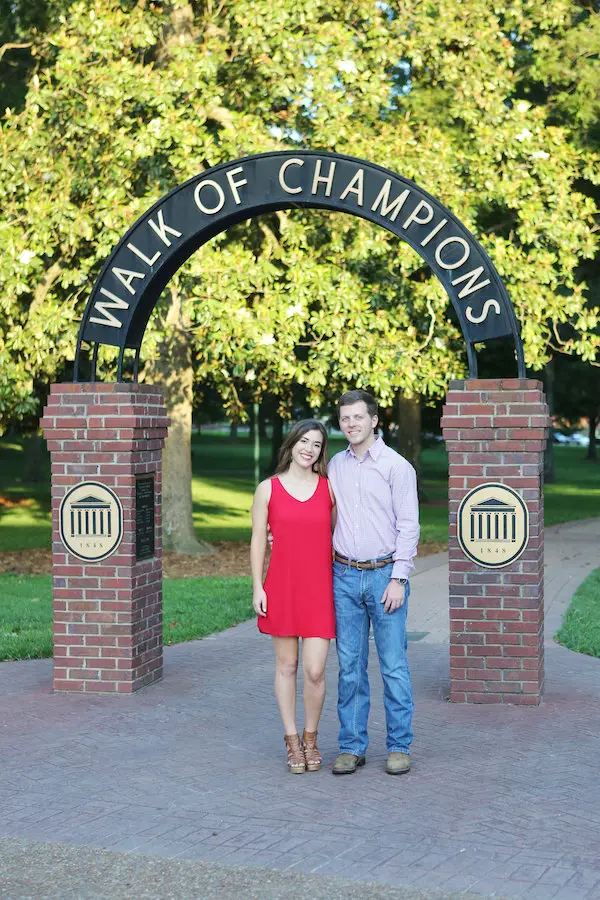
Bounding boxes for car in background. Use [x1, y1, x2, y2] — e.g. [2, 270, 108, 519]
[552, 430, 590, 446]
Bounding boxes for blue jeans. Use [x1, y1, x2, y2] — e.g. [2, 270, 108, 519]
[333, 560, 414, 756]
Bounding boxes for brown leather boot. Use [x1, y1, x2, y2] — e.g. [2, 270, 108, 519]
[284, 733, 306, 774]
[302, 729, 322, 772]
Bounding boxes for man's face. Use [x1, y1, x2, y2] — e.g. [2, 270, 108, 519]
[338, 401, 378, 446]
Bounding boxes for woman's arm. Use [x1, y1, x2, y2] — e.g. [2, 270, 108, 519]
[250, 479, 271, 616]
[328, 480, 338, 532]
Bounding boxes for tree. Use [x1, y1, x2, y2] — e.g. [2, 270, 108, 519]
[553, 355, 600, 460]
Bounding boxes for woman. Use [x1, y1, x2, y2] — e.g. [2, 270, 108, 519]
[251, 419, 336, 774]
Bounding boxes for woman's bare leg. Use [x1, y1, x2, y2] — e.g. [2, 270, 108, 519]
[272, 636, 300, 735]
[302, 638, 330, 732]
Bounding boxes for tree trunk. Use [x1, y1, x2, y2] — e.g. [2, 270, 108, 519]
[585, 415, 598, 461]
[229, 419, 238, 441]
[23, 431, 43, 483]
[269, 411, 284, 473]
[394, 392, 427, 502]
[543, 360, 555, 483]
[145, 287, 214, 555]
[259, 403, 268, 439]
[394, 393, 421, 474]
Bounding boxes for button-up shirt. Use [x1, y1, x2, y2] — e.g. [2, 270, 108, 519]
[328, 437, 420, 580]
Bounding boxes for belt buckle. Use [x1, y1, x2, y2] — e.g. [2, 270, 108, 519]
[355, 560, 366, 570]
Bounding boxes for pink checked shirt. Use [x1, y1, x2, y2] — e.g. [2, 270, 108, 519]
[328, 437, 420, 580]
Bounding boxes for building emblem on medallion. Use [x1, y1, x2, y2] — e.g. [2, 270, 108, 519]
[457, 483, 529, 569]
[59, 482, 123, 562]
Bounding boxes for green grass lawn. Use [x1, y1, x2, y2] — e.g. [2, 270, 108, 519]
[0, 573, 253, 662]
[0, 435, 598, 550]
[555, 568, 600, 659]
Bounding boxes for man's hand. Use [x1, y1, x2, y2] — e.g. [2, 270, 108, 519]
[253, 586, 268, 617]
[381, 579, 406, 614]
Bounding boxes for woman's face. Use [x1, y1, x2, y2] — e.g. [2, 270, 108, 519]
[291, 429, 324, 470]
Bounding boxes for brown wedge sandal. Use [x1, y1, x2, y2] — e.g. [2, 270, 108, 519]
[285, 733, 306, 774]
[302, 729, 322, 772]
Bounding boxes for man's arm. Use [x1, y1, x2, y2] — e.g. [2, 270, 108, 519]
[390, 460, 420, 581]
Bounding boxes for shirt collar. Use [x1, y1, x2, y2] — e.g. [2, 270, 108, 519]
[345, 435, 384, 461]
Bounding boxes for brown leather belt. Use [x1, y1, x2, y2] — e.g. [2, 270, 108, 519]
[334, 553, 394, 570]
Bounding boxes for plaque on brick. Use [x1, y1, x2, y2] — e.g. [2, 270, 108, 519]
[457, 483, 529, 569]
[59, 482, 123, 562]
[136, 475, 155, 561]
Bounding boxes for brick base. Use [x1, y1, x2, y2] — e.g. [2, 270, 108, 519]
[41, 383, 169, 693]
[441, 379, 550, 705]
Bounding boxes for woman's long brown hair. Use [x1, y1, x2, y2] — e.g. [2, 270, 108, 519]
[274, 419, 329, 478]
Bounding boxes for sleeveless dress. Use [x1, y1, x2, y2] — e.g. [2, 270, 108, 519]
[258, 476, 335, 639]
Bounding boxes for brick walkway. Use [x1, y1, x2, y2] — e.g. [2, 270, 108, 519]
[0, 519, 599, 899]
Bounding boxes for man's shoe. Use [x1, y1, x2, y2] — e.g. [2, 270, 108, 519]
[332, 753, 366, 775]
[386, 752, 410, 775]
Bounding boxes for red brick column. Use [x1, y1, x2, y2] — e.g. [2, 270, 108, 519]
[41, 383, 169, 693]
[441, 379, 550, 705]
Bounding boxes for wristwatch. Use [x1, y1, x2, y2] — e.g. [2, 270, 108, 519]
[392, 577, 408, 585]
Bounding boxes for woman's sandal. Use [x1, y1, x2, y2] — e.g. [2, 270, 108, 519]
[285, 733, 306, 774]
[302, 729, 322, 772]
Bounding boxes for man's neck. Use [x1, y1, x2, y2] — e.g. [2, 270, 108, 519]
[350, 434, 377, 460]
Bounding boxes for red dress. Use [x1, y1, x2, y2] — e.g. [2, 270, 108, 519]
[258, 476, 335, 638]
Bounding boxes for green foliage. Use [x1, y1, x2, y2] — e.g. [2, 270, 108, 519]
[0, 0, 599, 429]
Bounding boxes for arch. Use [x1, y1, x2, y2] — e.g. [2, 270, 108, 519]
[74, 151, 525, 380]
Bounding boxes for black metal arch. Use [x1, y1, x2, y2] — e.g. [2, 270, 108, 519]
[74, 151, 525, 381]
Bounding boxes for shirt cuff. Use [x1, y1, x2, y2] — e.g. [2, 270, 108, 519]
[392, 561, 412, 580]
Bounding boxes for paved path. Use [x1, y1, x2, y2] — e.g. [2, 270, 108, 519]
[0, 519, 599, 900]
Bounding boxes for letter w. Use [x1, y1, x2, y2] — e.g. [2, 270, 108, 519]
[88, 287, 130, 328]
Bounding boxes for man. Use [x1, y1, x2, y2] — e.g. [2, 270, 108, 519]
[328, 389, 420, 775]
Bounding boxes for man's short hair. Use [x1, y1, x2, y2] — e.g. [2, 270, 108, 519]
[337, 389, 378, 419]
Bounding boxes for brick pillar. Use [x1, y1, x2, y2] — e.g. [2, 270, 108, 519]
[441, 379, 550, 705]
[41, 383, 169, 693]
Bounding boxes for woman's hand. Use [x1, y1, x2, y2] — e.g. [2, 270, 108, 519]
[253, 586, 268, 617]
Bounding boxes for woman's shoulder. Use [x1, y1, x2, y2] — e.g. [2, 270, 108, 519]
[254, 477, 274, 502]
